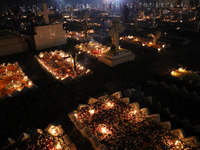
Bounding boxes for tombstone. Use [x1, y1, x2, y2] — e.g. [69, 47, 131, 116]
[170, 128, 185, 139]
[159, 121, 172, 130]
[32, 3, 67, 50]
[147, 114, 161, 123]
[88, 97, 99, 104]
[77, 104, 89, 111]
[123, 89, 132, 97]
[119, 97, 130, 105]
[98, 19, 135, 67]
[182, 136, 200, 148]
[111, 91, 122, 98]
[37, 3, 54, 24]
[140, 107, 149, 116]
[129, 102, 140, 110]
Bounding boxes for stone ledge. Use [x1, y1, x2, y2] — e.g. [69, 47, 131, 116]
[98, 49, 135, 67]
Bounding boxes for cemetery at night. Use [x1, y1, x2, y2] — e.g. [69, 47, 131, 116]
[0, 0, 200, 149]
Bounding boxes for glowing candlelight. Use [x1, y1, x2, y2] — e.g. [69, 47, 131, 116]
[101, 127, 108, 134]
[89, 109, 95, 115]
[47, 125, 60, 136]
[55, 142, 62, 149]
[74, 113, 78, 118]
[178, 68, 185, 72]
[106, 102, 114, 108]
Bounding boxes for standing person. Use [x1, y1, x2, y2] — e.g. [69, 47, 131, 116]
[123, 5, 130, 23]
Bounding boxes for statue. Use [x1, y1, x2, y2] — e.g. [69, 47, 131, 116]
[108, 18, 124, 54]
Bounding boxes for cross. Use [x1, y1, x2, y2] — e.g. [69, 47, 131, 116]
[38, 3, 54, 24]
[70, 7, 74, 20]
[108, 18, 124, 54]
[152, 16, 157, 28]
[84, 12, 90, 38]
[84, 12, 90, 24]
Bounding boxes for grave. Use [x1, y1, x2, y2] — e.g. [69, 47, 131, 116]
[35, 50, 91, 83]
[98, 19, 135, 67]
[33, 3, 67, 50]
[69, 91, 197, 149]
[0, 31, 28, 56]
[0, 62, 35, 101]
[3, 124, 76, 150]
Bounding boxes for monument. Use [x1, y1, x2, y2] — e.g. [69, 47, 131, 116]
[98, 19, 135, 67]
[33, 3, 67, 50]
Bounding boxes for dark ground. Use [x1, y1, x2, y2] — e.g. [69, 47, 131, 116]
[0, 28, 200, 149]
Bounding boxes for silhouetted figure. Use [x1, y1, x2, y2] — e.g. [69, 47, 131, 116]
[123, 5, 130, 23]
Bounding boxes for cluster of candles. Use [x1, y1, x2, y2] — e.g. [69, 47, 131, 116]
[36, 50, 91, 81]
[171, 67, 190, 77]
[171, 67, 200, 84]
[0, 62, 33, 98]
[120, 35, 165, 52]
[74, 95, 191, 149]
[87, 23, 101, 27]
[66, 31, 85, 41]
[10, 124, 70, 150]
[66, 30, 95, 40]
[75, 41, 110, 57]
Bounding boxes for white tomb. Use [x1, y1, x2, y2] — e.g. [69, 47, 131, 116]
[98, 19, 135, 67]
[33, 3, 67, 50]
[34, 23, 67, 50]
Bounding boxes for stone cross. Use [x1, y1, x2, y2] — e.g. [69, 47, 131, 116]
[84, 12, 90, 24]
[152, 16, 157, 28]
[38, 3, 54, 24]
[70, 7, 74, 20]
[108, 18, 124, 54]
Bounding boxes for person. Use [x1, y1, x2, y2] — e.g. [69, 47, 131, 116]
[123, 5, 130, 23]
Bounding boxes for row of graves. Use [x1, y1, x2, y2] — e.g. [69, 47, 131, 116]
[3, 89, 200, 149]
[127, 4, 200, 33]
[120, 31, 169, 52]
